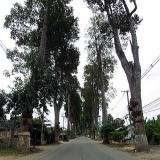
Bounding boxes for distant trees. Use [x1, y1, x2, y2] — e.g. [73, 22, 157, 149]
[85, 0, 149, 151]
[82, 13, 116, 141]
[81, 64, 99, 137]
[68, 89, 82, 134]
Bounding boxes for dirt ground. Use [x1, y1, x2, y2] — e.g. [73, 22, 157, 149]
[130, 145, 160, 160]
[0, 155, 22, 160]
[109, 144, 160, 160]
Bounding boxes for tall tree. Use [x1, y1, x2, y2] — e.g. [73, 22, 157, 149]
[4, 0, 80, 145]
[85, 0, 149, 151]
[87, 13, 115, 126]
[86, 13, 116, 142]
[82, 53, 115, 139]
[69, 89, 82, 134]
[82, 64, 100, 136]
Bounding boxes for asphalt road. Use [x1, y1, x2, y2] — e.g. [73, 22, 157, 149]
[16, 137, 139, 160]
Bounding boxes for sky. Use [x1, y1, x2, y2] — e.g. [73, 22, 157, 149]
[0, 0, 160, 126]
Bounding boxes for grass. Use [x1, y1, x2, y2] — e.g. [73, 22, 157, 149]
[0, 148, 21, 157]
[0, 147, 42, 157]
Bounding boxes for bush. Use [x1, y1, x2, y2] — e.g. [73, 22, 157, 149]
[100, 115, 128, 143]
[145, 117, 160, 144]
[112, 127, 128, 142]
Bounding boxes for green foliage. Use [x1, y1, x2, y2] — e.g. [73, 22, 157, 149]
[0, 90, 6, 107]
[145, 117, 160, 144]
[81, 13, 116, 133]
[0, 90, 7, 119]
[85, 0, 142, 33]
[4, 0, 80, 125]
[32, 117, 53, 133]
[0, 148, 22, 156]
[100, 115, 128, 142]
[87, 13, 116, 84]
[100, 114, 114, 137]
[70, 90, 82, 125]
[112, 126, 128, 142]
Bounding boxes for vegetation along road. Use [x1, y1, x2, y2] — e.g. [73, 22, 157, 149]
[15, 137, 139, 160]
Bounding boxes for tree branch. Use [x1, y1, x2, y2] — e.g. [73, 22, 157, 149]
[104, 2, 130, 75]
[130, 0, 137, 16]
[121, 0, 130, 15]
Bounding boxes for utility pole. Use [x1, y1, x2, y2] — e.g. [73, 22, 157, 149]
[67, 94, 71, 132]
[121, 90, 132, 124]
[122, 90, 134, 141]
[61, 114, 65, 130]
[41, 107, 44, 145]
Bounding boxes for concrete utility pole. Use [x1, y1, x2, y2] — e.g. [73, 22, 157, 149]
[122, 90, 134, 140]
[67, 94, 71, 132]
[121, 90, 132, 124]
[61, 114, 65, 130]
[41, 108, 44, 145]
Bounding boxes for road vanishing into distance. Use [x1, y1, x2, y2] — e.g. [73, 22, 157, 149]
[16, 137, 139, 160]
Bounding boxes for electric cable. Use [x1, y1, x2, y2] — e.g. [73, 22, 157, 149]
[143, 97, 160, 111]
[141, 55, 160, 79]
[144, 107, 160, 113]
[109, 92, 125, 112]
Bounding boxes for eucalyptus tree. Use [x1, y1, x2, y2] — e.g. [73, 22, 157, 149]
[85, 0, 149, 151]
[45, 1, 80, 140]
[86, 13, 116, 142]
[4, 0, 52, 132]
[82, 63, 100, 135]
[87, 13, 115, 128]
[64, 75, 80, 132]
[4, 0, 80, 140]
[69, 89, 82, 134]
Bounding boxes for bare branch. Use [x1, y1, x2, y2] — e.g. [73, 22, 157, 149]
[121, 0, 130, 15]
[130, 0, 137, 16]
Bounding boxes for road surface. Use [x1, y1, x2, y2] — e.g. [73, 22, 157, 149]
[16, 137, 139, 160]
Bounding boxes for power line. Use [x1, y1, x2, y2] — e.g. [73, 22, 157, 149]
[144, 107, 160, 113]
[141, 55, 160, 79]
[111, 55, 160, 117]
[143, 97, 160, 110]
[144, 102, 160, 112]
[0, 43, 7, 53]
[0, 39, 7, 53]
[109, 92, 125, 112]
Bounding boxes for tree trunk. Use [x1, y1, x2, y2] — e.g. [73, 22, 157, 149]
[20, 112, 33, 132]
[96, 47, 108, 125]
[67, 94, 71, 132]
[129, 72, 149, 152]
[102, 134, 109, 144]
[96, 45, 109, 143]
[41, 111, 44, 145]
[54, 103, 60, 143]
[40, 11, 48, 63]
